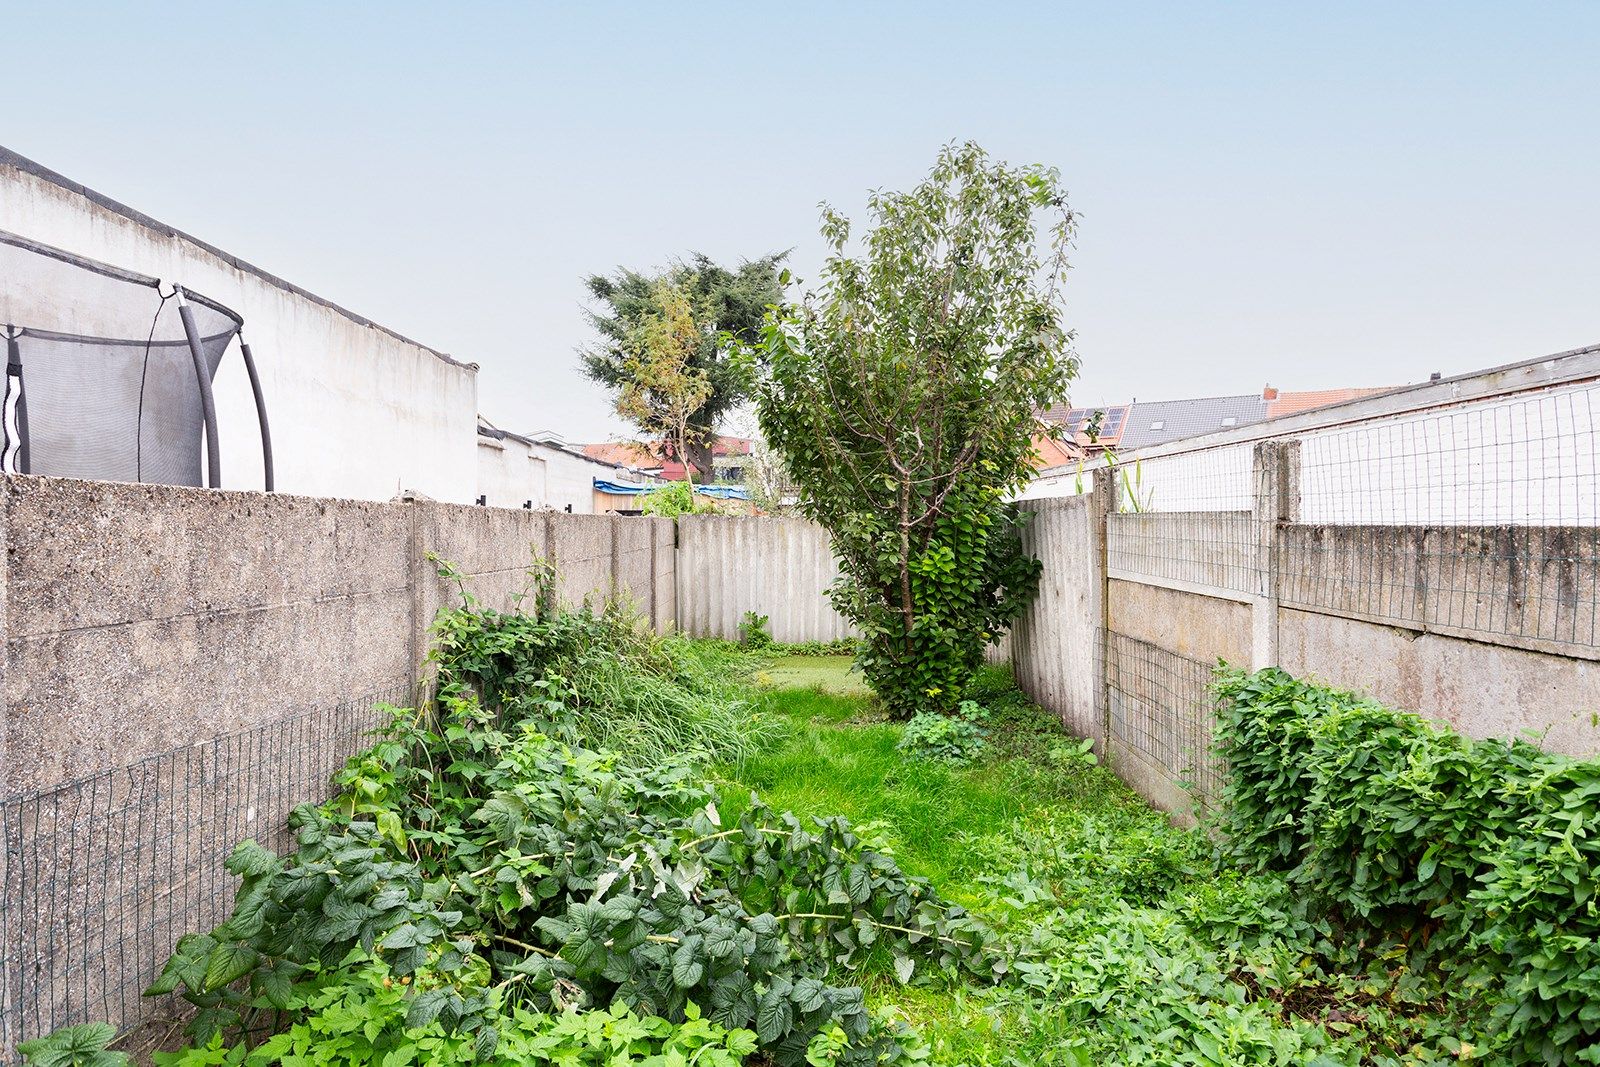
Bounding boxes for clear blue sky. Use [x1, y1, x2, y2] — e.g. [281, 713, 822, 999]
[5, 2, 1596, 441]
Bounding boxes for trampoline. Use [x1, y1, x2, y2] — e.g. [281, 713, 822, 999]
[0, 229, 272, 490]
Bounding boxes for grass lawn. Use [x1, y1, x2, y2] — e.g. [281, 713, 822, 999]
[749, 653, 873, 696]
[714, 655, 1467, 1067]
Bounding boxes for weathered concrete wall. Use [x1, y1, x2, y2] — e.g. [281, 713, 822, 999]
[1278, 608, 1600, 756]
[0, 148, 480, 503]
[676, 516, 853, 643]
[0, 477, 679, 798]
[1108, 511, 1257, 597]
[3, 477, 414, 796]
[1011, 448, 1600, 823]
[1108, 580, 1250, 667]
[1006, 496, 1106, 746]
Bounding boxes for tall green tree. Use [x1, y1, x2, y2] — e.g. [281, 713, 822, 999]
[615, 281, 713, 487]
[756, 143, 1078, 718]
[580, 253, 786, 480]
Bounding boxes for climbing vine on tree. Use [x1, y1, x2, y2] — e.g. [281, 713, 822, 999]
[755, 142, 1078, 717]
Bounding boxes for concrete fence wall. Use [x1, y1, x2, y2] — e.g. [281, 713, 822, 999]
[0, 476, 682, 799]
[676, 515, 855, 643]
[1008, 439, 1600, 822]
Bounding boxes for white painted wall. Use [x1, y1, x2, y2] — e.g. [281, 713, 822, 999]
[476, 425, 649, 514]
[0, 151, 480, 503]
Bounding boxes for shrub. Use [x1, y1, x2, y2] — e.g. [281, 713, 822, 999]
[738, 610, 774, 649]
[755, 143, 1076, 719]
[898, 701, 989, 765]
[640, 480, 707, 517]
[75, 604, 994, 1067]
[1212, 666, 1600, 1064]
[430, 594, 776, 767]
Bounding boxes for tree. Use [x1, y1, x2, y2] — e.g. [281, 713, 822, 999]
[615, 281, 713, 487]
[581, 253, 786, 480]
[755, 143, 1078, 718]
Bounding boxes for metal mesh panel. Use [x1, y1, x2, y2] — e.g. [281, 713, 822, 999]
[1104, 443, 1260, 599]
[1286, 381, 1600, 651]
[0, 686, 408, 1059]
[1106, 632, 1223, 808]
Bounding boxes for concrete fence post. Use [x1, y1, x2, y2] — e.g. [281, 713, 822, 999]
[1250, 441, 1298, 669]
[1091, 467, 1115, 756]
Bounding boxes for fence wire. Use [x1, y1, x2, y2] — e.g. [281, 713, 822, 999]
[1287, 381, 1600, 651]
[0, 684, 409, 1060]
[1089, 373, 1599, 812]
[1105, 632, 1223, 809]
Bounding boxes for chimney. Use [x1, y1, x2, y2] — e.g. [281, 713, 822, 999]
[1429, 372, 1442, 381]
[1262, 385, 1279, 401]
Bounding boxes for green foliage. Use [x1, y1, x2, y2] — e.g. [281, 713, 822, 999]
[149, 958, 758, 1067]
[428, 595, 775, 767]
[897, 701, 989, 765]
[18, 1024, 129, 1067]
[738, 611, 774, 649]
[734, 661, 1477, 1067]
[640, 480, 708, 517]
[1212, 666, 1600, 1064]
[755, 142, 1077, 718]
[94, 606, 992, 1067]
[581, 253, 786, 480]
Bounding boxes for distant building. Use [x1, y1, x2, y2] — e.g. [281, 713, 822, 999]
[1038, 385, 1394, 469]
[581, 436, 755, 484]
[477, 417, 658, 513]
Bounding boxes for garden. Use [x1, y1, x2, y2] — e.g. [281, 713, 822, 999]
[25, 593, 1600, 1067]
[23, 144, 1600, 1067]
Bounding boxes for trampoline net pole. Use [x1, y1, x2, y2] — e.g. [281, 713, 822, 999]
[238, 337, 274, 492]
[5, 329, 29, 475]
[176, 290, 222, 488]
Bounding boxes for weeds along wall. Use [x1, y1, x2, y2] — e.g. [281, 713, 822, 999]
[0, 476, 681, 799]
[0, 478, 846, 1057]
[1015, 343, 1600, 820]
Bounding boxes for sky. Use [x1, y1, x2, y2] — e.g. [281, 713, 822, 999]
[3, 2, 1597, 442]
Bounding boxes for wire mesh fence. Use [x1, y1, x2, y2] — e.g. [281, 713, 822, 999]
[1285, 379, 1600, 653]
[0, 683, 412, 1060]
[1084, 366, 1600, 815]
[1105, 632, 1223, 809]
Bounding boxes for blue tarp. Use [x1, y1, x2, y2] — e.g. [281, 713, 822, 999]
[593, 478, 750, 501]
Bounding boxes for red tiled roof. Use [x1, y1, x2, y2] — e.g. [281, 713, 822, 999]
[581, 442, 658, 466]
[1031, 433, 1085, 470]
[1265, 388, 1391, 418]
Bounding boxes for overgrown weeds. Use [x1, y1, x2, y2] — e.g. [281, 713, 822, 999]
[724, 661, 1488, 1065]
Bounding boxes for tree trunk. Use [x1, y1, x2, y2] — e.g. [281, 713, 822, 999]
[686, 437, 714, 483]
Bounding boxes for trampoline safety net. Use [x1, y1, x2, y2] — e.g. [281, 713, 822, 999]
[0, 229, 272, 489]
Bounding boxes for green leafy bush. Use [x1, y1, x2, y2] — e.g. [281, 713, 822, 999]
[148, 958, 758, 1067]
[640, 480, 707, 518]
[897, 701, 989, 765]
[67, 602, 993, 1067]
[1212, 666, 1600, 1064]
[738, 611, 774, 649]
[429, 594, 776, 767]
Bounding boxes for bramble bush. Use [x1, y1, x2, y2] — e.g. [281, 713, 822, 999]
[1213, 666, 1600, 1064]
[35, 593, 990, 1067]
